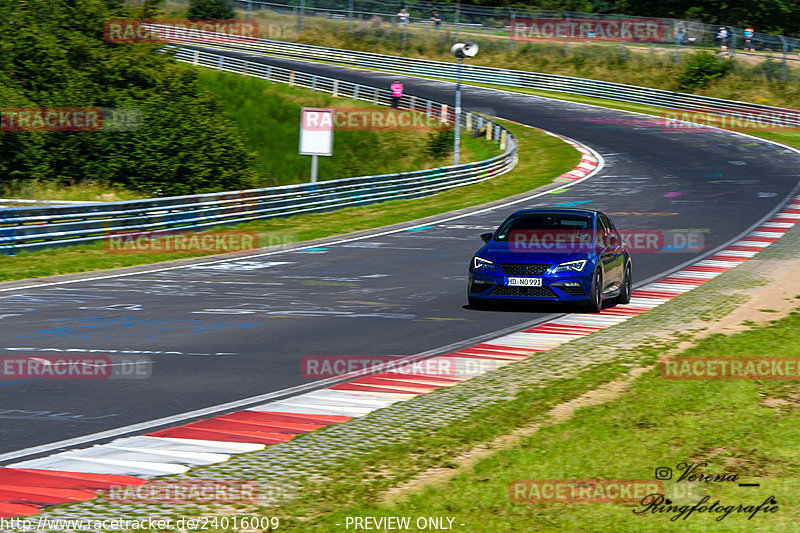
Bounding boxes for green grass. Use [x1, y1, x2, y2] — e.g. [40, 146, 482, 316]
[195, 69, 498, 187]
[274, 310, 800, 532]
[0, 179, 149, 203]
[0, 117, 577, 281]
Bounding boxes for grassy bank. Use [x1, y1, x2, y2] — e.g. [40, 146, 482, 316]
[280, 309, 800, 532]
[0, 118, 576, 281]
[195, 69, 498, 187]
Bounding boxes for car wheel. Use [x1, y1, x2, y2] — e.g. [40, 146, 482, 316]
[468, 296, 491, 310]
[615, 263, 632, 305]
[587, 269, 603, 313]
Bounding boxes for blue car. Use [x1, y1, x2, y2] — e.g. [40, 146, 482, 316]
[468, 208, 632, 312]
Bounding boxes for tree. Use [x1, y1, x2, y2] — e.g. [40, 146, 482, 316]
[0, 0, 256, 195]
[188, 0, 235, 20]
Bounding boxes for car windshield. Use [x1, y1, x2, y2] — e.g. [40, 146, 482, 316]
[493, 213, 593, 241]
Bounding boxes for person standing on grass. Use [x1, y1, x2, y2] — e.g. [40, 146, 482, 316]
[431, 10, 441, 30]
[744, 27, 755, 51]
[397, 7, 410, 26]
[717, 27, 730, 52]
[676, 21, 687, 46]
[391, 79, 403, 108]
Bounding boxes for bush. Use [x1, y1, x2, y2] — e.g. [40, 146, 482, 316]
[676, 52, 733, 91]
[187, 0, 234, 20]
[425, 129, 454, 159]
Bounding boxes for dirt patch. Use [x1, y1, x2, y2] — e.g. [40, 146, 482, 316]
[671, 258, 800, 353]
[379, 365, 652, 505]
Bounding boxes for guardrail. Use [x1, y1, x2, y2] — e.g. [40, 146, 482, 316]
[169, 30, 800, 128]
[0, 48, 517, 255]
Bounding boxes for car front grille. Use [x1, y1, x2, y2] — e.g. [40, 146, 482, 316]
[499, 263, 550, 276]
[491, 286, 557, 298]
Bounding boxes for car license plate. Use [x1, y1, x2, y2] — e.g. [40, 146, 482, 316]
[507, 277, 542, 287]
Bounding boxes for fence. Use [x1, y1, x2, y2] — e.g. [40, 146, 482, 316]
[229, 0, 799, 75]
[169, 29, 800, 129]
[0, 49, 517, 255]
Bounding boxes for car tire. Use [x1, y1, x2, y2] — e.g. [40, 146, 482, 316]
[468, 296, 491, 310]
[586, 268, 603, 313]
[615, 263, 632, 305]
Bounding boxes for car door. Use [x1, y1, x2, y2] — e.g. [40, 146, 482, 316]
[600, 214, 624, 290]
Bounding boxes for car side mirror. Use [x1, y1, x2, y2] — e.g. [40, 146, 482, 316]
[480, 232, 493, 243]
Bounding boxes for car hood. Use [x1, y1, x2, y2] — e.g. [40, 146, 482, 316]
[476, 241, 595, 266]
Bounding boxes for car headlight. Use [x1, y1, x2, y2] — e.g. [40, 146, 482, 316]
[473, 257, 498, 271]
[552, 259, 587, 273]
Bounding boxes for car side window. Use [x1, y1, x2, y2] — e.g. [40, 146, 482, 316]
[601, 214, 621, 248]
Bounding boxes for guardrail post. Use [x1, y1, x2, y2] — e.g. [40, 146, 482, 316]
[193, 50, 200, 66]
[441, 104, 448, 124]
[465, 113, 472, 132]
[311, 76, 317, 91]
[353, 85, 359, 99]
[485, 122, 493, 140]
[347, 0, 354, 34]
[373, 87, 379, 104]
[265, 65, 271, 81]
[508, 9, 515, 52]
[454, 2, 460, 42]
[409, 95, 416, 112]
[426, 100, 432, 117]
[289, 71, 295, 86]
[500, 129, 507, 150]
[299, 0, 305, 34]
[332, 79, 339, 97]
[779, 35, 788, 83]
[673, 20, 680, 64]
[217, 56, 224, 70]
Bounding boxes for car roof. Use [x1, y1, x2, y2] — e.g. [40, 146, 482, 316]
[508, 208, 604, 217]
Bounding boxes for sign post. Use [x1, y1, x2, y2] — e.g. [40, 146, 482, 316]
[299, 107, 334, 183]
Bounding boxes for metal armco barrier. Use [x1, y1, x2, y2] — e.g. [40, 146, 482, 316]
[0, 48, 517, 255]
[164, 28, 800, 128]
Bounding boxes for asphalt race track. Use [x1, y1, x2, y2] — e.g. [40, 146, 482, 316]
[1, 48, 799, 461]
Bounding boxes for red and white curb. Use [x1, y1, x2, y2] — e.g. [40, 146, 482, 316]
[2, 170, 796, 518]
[555, 143, 599, 182]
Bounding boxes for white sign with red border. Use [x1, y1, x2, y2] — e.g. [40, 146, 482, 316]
[299, 107, 334, 156]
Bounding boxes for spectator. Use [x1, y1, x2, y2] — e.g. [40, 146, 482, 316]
[744, 27, 755, 51]
[676, 21, 687, 46]
[431, 10, 441, 30]
[390, 79, 403, 108]
[717, 27, 730, 52]
[397, 7, 409, 26]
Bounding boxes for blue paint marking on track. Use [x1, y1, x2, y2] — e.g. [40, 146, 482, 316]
[405, 226, 435, 231]
[704, 173, 724, 177]
[553, 200, 592, 207]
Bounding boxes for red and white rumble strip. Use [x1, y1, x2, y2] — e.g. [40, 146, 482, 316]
[0, 162, 796, 519]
